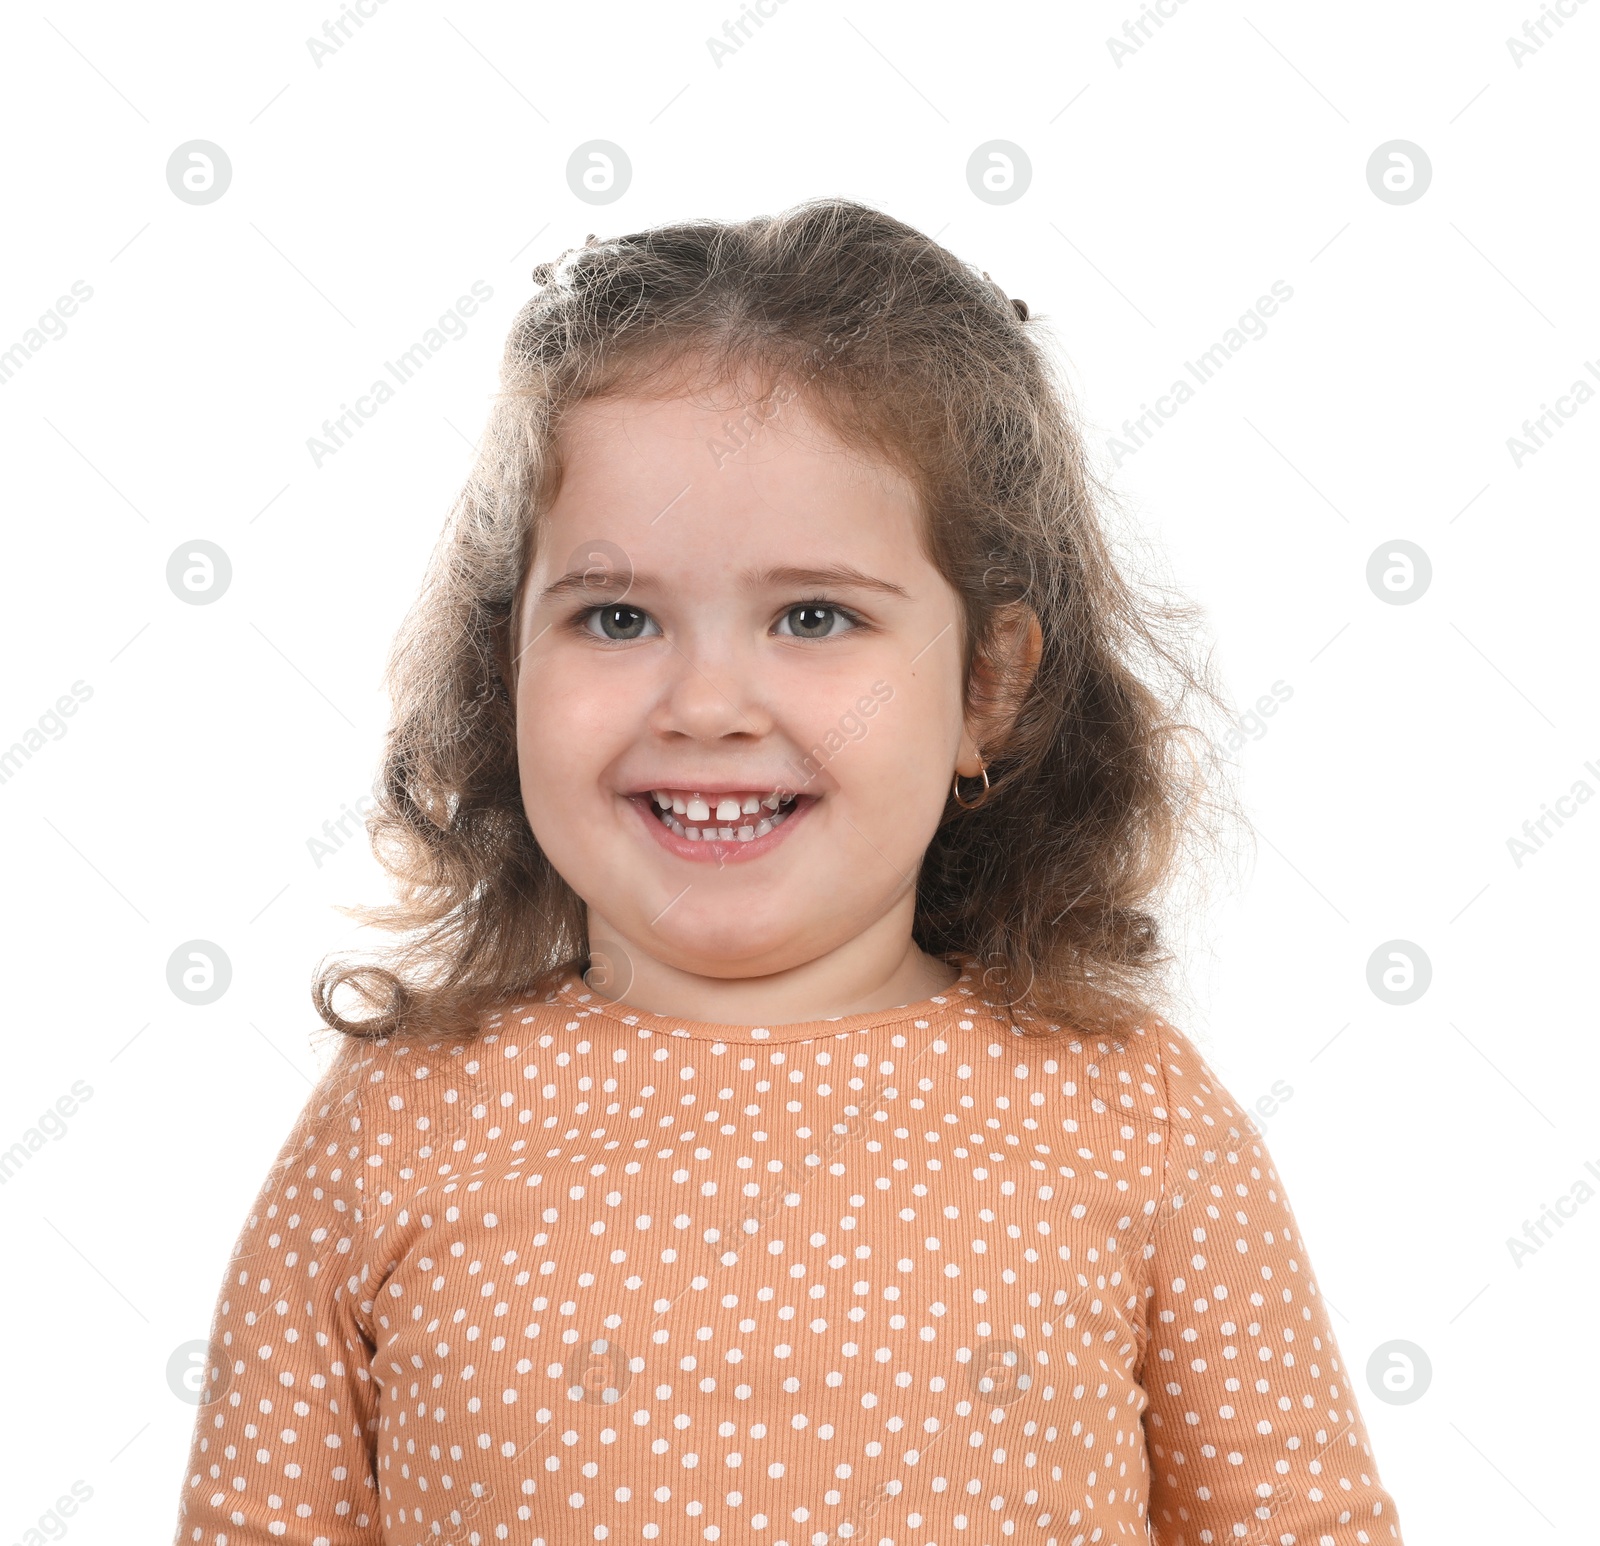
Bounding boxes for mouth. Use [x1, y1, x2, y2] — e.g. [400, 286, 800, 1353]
[623, 783, 816, 866]
[632, 786, 803, 845]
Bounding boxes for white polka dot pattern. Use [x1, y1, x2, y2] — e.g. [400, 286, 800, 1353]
[173, 962, 1404, 1545]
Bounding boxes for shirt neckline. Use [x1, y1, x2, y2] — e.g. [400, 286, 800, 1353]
[551, 956, 1001, 1043]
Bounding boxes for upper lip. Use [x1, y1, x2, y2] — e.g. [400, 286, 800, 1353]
[626, 782, 807, 797]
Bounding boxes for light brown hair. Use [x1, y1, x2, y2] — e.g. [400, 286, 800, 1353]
[313, 197, 1242, 1049]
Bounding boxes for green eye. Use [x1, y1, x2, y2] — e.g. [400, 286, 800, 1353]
[779, 604, 854, 639]
[586, 605, 657, 641]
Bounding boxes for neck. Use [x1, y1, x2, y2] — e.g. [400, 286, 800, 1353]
[582, 903, 959, 1025]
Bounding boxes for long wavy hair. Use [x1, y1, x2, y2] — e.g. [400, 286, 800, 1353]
[312, 196, 1245, 1049]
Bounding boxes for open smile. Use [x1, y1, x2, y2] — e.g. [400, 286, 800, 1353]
[627, 786, 813, 863]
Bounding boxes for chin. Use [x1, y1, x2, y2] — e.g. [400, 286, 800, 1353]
[642, 918, 823, 980]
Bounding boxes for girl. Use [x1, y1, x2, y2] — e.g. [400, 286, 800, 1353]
[174, 199, 1404, 1545]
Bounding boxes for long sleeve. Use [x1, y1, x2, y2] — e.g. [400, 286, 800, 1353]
[174, 1036, 384, 1545]
[1138, 1024, 1405, 1546]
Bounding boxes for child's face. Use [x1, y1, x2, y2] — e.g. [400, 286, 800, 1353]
[512, 383, 982, 983]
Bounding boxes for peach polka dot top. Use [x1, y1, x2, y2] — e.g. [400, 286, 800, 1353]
[173, 959, 1405, 1546]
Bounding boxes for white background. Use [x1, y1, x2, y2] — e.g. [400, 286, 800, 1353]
[1, 1, 1595, 1540]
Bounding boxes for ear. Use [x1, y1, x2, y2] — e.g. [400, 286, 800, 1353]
[955, 601, 1043, 777]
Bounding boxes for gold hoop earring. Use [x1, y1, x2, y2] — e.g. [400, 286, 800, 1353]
[952, 760, 991, 810]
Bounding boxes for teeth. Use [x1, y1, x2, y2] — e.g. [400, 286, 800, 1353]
[646, 790, 799, 846]
[647, 790, 796, 811]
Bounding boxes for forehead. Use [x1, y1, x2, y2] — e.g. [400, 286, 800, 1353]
[539, 390, 923, 564]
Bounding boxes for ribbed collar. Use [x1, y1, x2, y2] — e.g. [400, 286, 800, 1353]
[550, 956, 1010, 1043]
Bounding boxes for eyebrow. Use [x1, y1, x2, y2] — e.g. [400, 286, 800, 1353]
[535, 562, 909, 605]
[536, 570, 637, 604]
[743, 563, 909, 597]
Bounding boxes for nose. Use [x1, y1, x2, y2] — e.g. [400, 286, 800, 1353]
[646, 632, 774, 744]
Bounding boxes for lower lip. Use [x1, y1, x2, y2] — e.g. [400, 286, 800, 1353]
[628, 794, 812, 864]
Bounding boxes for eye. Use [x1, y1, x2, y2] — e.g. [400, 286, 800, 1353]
[776, 603, 859, 640]
[582, 604, 659, 642]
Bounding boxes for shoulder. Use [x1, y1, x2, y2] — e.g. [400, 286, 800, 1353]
[1129, 1023, 1286, 1233]
[1137, 1018, 1261, 1140]
[310, 989, 579, 1158]
[311, 979, 576, 1098]
[930, 1006, 1258, 1136]
[913, 1000, 1193, 1122]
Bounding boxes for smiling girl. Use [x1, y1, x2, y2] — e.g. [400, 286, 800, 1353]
[174, 200, 1405, 1545]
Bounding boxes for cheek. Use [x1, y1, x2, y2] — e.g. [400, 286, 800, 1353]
[514, 666, 628, 796]
[841, 676, 960, 810]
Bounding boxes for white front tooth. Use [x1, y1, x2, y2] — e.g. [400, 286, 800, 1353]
[736, 825, 754, 840]
[741, 795, 761, 815]
[686, 826, 701, 840]
[717, 826, 734, 839]
[672, 795, 687, 815]
[686, 796, 710, 821]
[653, 790, 672, 808]
[715, 797, 741, 822]
[755, 817, 772, 837]
[762, 793, 780, 810]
